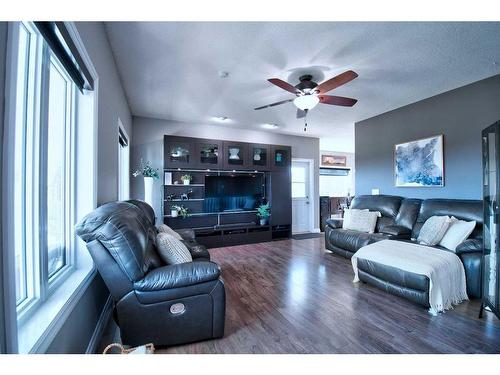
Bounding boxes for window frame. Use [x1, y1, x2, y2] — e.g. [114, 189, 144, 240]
[3, 21, 99, 354]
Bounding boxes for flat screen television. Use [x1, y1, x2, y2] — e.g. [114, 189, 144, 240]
[204, 175, 264, 213]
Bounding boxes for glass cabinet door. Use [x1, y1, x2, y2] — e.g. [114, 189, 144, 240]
[164, 137, 195, 169]
[249, 144, 269, 170]
[196, 140, 222, 169]
[223, 142, 248, 169]
[482, 122, 499, 312]
[271, 145, 291, 170]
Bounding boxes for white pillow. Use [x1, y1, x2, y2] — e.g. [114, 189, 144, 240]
[156, 233, 192, 265]
[417, 216, 452, 246]
[157, 224, 183, 240]
[342, 209, 368, 229]
[345, 210, 380, 233]
[439, 217, 476, 251]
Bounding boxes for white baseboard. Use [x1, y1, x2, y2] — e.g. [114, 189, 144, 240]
[85, 295, 113, 354]
[311, 227, 321, 233]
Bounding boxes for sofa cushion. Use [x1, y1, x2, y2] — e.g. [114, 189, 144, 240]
[417, 216, 452, 245]
[327, 228, 390, 252]
[439, 217, 476, 251]
[156, 233, 193, 265]
[157, 223, 183, 240]
[344, 210, 380, 233]
[351, 195, 402, 218]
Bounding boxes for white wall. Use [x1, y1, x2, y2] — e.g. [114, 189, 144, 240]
[131, 116, 321, 229]
[319, 150, 355, 197]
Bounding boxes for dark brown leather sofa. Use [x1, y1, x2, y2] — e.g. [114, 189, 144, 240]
[325, 195, 483, 305]
[75, 200, 225, 347]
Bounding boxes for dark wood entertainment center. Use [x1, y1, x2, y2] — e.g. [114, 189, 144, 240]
[163, 136, 292, 248]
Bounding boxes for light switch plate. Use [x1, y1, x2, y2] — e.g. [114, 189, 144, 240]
[371, 188, 380, 195]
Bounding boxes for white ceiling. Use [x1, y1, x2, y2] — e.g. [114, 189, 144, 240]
[105, 22, 500, 151]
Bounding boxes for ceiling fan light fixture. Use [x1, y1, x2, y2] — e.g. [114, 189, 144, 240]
[293, 95, 319, 111]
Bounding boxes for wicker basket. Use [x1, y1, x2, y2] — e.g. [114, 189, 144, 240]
[103, 343, 155, 354]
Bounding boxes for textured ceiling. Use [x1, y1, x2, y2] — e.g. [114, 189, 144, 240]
[105, 22, 500, 151]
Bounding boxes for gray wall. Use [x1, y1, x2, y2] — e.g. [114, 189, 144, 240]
[355, 74, 500, 199]
[75, 22, 133, 205]
[131, 116, 321, 229]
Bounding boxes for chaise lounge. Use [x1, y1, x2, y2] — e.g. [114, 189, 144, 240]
[325, 195, 482, 306]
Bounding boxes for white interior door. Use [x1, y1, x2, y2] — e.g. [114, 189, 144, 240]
[292, 160, 312, 233]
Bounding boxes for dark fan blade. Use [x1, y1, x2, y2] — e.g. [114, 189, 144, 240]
[268, 78, 299, 94]
[254, 98, 293, 110]
[318, 95, 358, 107]
[316, 70, 358, 94]
[296, 108, 307, 119]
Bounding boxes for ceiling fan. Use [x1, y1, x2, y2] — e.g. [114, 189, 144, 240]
[254, 70, 359, 124]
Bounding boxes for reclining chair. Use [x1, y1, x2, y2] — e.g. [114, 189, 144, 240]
[75, 200, 225, 347]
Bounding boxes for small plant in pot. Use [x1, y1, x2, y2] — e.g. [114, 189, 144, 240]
[181, 174, 192, 185]
[170, 204, 181, 218]
[177, 205, 190, 218]
[256, 203, 270, 226]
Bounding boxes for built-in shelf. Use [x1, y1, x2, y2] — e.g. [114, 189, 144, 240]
[164, 184, 205, 187]
[164, 210, 258, 218]
[165, 198, 205, 202]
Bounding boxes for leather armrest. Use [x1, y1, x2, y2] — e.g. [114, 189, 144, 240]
[326, 218, 343, 229]
[134, 261, 221, 291]
[379, 225, 411, 237]
[455, 239, 482, 254]
[175, 228, 196, 241]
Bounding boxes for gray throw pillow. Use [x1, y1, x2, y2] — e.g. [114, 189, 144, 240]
[156, 233, 192, 265]
[417, 216, 452, 246]
[157, 223, 183, 240]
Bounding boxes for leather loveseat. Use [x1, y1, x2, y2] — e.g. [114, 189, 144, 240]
[75, 200, 226, 347]
[325, 195, 483, 303]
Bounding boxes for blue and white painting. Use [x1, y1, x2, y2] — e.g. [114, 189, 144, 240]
[395, 135, 444, 187]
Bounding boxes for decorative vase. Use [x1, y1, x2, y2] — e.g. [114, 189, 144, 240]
[144, 176, 154, 208]
[260, 218, 268, 226]
[183, 179, 190, 185]
[171, 209, 178, 218]
[253, 149, 261, 161]
[229, 148, 240, 160]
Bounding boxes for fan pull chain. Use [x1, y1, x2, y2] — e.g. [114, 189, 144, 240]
[304, 109, 308, 132]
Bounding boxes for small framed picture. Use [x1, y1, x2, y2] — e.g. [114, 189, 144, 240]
[164, 172, 172, 185]
[321, 154, 347, 167]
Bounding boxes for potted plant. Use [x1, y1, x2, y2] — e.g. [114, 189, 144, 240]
[256, 203, 270, 226]
[181, 174, 192, 185]
[133, 159, 159, 207]
[170, 204, 181, 218]
[177, 205, 190, 219]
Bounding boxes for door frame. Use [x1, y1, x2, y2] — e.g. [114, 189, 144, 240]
[291, 158, 315, 234]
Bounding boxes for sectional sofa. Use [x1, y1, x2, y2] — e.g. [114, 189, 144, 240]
[325, 195, 482, 305]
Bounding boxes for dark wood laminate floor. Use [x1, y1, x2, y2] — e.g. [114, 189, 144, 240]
[103, 237, 500, 354]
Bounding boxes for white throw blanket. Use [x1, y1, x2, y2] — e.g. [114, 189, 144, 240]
[352, 240, 468, 315]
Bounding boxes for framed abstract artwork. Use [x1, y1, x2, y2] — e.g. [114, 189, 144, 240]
[321, 154, 347, 167]
[394, 135, 444, 187]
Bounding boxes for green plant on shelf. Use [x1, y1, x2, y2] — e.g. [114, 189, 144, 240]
[181, 174, 192, 182]
[256, 203, 270, 219]
[132, 159, 159, 179]
[171, 204, 190, 218]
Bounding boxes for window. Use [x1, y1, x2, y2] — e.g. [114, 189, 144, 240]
[4, 21, 97, 353]
[292, 165, 307, 198]
[118, 123, 130, 200]
[9, 22, 76, 316]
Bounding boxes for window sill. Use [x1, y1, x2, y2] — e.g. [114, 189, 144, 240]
[17, 265, 95, 353]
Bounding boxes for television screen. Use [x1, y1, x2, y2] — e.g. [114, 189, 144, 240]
[204, 175, 264, 213]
